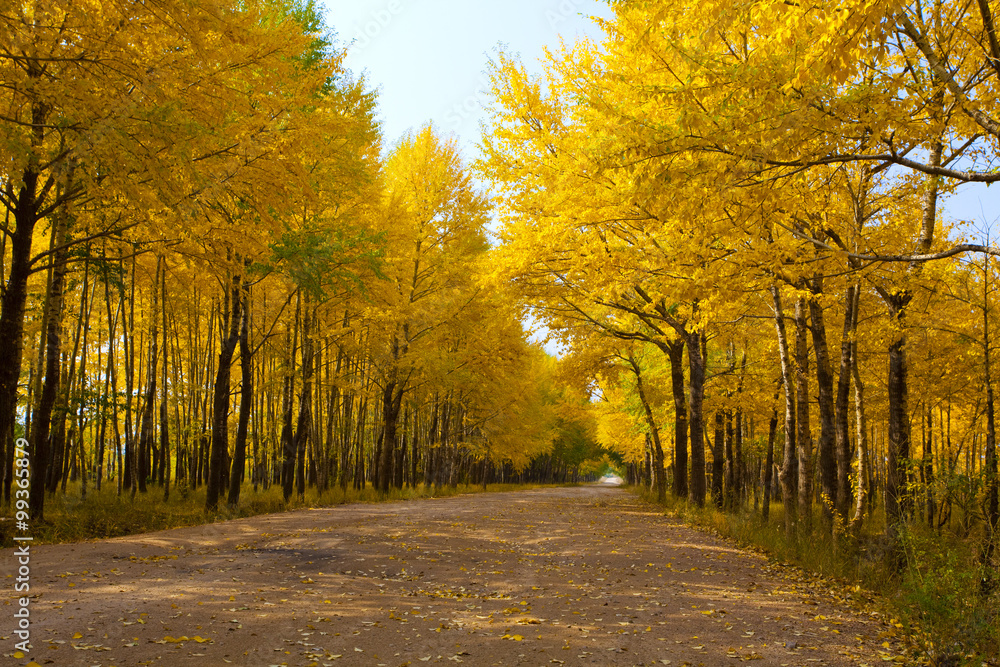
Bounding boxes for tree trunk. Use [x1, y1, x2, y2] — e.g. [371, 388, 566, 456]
[734, 409, 745, 506]
[378, 378, 398, 493]
[205, 274, 241, 511]
[667, 338, 688, 498]
[137, 257, 163, 494]
[835, 285, 859, 521]
[771, 287, 798, 535]
[924, 405, 935, 529]
[294, 304, 314, 499]
[339, 389, 355, 490]
[160, 261, 170, 500]
[850, 355, 869, 534]
[49, 257, 89, 494]
[795, 295, 813, 531]
[763, 404, 778, 521]
[687, 331, 707, 506]
[0, 97, 49, 506]
[712, 411, 724, 508]
[28, 203, 71, 521]
[880, 135, 940, 554]
[885, 301, 911, 537]
[228, 283, 253, 507]
[97, 278, 119, 493]
[280, 301, 299, 502]
[982, 254, 998, 592]
[378, 329, 408, 492]
[125, 258, 139, 496]
[724, 411, 735, 509]
[74, 261, 95, 499]
[808, 280, 838, 527]
[630, 354, 666, 503]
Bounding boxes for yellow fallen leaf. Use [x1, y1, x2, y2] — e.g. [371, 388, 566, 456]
[72, 632, 83, 639]
[502, 634, 524, 641]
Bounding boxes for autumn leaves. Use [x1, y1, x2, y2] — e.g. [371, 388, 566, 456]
[1, 1, 612, 518]
[478, 0, 1000, 548]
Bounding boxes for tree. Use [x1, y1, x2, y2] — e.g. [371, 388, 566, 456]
[370, 125, 489, 491]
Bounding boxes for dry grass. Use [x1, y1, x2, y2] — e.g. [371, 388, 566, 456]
[631, 486, 1000, 667]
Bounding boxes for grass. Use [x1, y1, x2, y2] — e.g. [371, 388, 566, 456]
[3, 480, 559, 546]
[631, 486, 1000, 667]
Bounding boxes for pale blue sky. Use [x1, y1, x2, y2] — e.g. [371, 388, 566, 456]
[324, 0, 612, 158]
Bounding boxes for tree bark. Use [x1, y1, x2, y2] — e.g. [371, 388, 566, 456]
[630, 354, 666, 502]
[205, 274, 241, 511]
[771, 287, 798, 535]
[666, 338, 688, 498]
[808, 279, 838, 527]
[28, 204, 70, 521]
[712, 410, 725, 508]
[724, 411, 735, 509]
[228, 282, 253, 507]
[0, 96, 50, 506]
[687, 331, 707, 506]
[378, 333, 407, 493]
[982, 254, 998, 591]
[294, 303, 314, 499]
[835, 285, 859, 520]
[49, 256, 89, 493]
[850, 353, 869, 534]
[880, 133, 941, 553]
[763, 404, 778, 521]
[136, 257, 163, 494]
[160, 263, 170, 500]
[924, 405, 935, 529]
[885, 299, 911, 536]
[794, 295, 813, 531]
[280, 300, 299, 502]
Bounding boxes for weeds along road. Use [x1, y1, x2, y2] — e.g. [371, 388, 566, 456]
[3, 485, 899, 666]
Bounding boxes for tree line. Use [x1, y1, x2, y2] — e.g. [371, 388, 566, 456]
[479, 0, 1000, 579]
[0, 0, 604, 524]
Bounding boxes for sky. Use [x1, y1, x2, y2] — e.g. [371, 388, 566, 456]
[323, 0, 612, 158]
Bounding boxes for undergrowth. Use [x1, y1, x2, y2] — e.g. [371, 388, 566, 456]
[632, 486, 1000, 667]
[2, 481, 553, 546]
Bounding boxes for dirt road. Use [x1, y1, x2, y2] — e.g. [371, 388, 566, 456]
[3, 485, 897, 666]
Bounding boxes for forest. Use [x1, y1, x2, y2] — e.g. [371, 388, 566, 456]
[476, 0, 1000, 656]
[0, 0, 604, 528]
[2, 0, 1000, 659]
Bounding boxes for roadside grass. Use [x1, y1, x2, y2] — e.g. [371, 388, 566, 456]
[632, 486, 1000, 667]
[4, 480, 559, 546]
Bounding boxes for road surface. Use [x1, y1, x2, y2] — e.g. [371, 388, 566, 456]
[2, 485, 899, 666]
